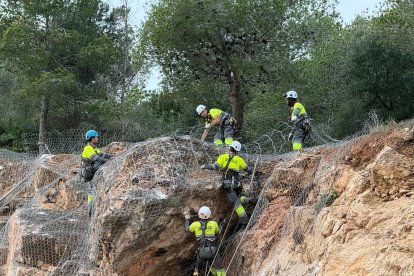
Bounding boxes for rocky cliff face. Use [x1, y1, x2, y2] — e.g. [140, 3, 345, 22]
[0, 125, 413, 276]
[234, 125, 414, 276]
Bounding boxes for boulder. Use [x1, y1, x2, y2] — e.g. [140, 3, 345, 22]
[4, 208, 87, 275]
[89, 137, 238, 275]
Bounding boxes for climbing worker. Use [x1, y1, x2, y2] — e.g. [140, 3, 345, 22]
[196, 104, 236, 146]
[201, 141, 258, 227]
[80, 129, 114, 182]
[284, 91, 311, 151]
[184, 206, 226, 276]
[81, 130, 114, 217]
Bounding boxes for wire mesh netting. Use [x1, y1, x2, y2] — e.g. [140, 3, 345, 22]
[0, 113, 382, 275]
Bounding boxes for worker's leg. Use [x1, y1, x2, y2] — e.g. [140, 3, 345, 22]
[223, 123, 234, 146]
[82, 159, 105, 182]
[234, 186, 257, 205]
[81, 166, 94, 182]
[86, 182, 96, 217]
[224, 188, 249, 224]
[194, 250, 201, 275]
[292, 127, 306, 151]
[214, 130, 224, 146]
[211, 255, 226, 276]
[240, 195, 257, 204]
[92, 160, 105, 172]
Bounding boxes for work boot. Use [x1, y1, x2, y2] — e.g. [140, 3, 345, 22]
[239, 214, 249, 225]
[248, 198, 258, 205]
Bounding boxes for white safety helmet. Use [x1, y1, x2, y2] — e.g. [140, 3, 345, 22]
[229, 141, 242, 152]
[198, 206, 211, 219]
[284, 90, 298, 99]
[196, 104, 207, 115]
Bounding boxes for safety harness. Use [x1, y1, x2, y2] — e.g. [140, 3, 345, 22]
[289, 116, 313, 143]
[221, 155, 240, 191]
[207, 112, 237, 128]
[81, 146, 100, 182]
[197, 220, 217, 259]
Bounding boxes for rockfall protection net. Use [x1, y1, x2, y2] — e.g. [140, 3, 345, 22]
[21, 129, 119, 156]
[0, 112, 381, 275]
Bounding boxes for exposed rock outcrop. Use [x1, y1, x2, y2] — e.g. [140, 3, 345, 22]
[0, 124, 413, 276]
[236, 125, 414, 276]
[89, 137, 237, 275]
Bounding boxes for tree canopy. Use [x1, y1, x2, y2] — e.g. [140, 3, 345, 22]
[0, 0, 413, 153]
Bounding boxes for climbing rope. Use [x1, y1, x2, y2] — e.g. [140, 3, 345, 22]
[205, 198, 236, 275]
[226, 158, 264, 274]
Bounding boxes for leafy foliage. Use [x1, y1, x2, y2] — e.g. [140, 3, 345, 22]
[1, 0, 414, 151]
[140, 0, 337, 130]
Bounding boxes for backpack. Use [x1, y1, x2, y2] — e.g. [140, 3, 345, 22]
[197, 220, 217, 259]
[221, 155, 240, 190]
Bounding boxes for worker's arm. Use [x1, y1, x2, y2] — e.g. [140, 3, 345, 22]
[293, 107, 301, 116]
[99, 152, 114, 159]
[185, 219, 191, 232]
[218, 219, 227, 234]
[291, 105, 301, 122]
[183, 208, 191, 231]
[201, 127, 210, 141]
[90, 154, 107, 164]
[201, 116, 219, 140]
[214, 221, 222, 237]
[201, 163, 219, 170]
[203, 154, 225, 170]
[210, 115, 221, 126]
[244, 165, 253, 174]
[242, 163, 261, 176]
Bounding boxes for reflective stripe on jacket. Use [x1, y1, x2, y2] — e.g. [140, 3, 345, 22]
[189, 220, 220, 242]
[291, 102, 307, 118]
[82, 144, 102, 161]
[208, 108, 230, 126]
[214, 154, 247, 173]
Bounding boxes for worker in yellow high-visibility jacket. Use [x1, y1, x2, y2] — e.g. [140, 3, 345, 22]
[81, 129, 114, 217]
[196, 104, 237, 146]
[202, 141, 258, 228]
[80, 129, 113, 182]
[285, 91, 311, 151]
[183, 206, 226, 276]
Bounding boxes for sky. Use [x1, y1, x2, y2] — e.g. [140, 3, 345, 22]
[108, 0, 385, 90]
[337, 0, 385, 24]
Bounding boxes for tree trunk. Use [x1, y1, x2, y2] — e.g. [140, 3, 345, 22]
[38, 96, 49, 154]
[228, 71, 244, 137]
[38, 14, 50, 154]
[120, 1, 129, 140]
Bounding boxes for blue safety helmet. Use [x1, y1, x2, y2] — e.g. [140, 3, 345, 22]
[85, 129, 99, 140]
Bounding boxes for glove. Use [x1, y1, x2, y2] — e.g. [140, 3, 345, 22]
[95, 155, 107, 163]
[182, 207, 191, 219]
[204, 123, 211, 129]
[219, 219, 228, 227]
[201, 164, 215, 170]
[291, 115, 298, 122]
[254, 171, 262, 179]
[228, 117, 237, 126]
